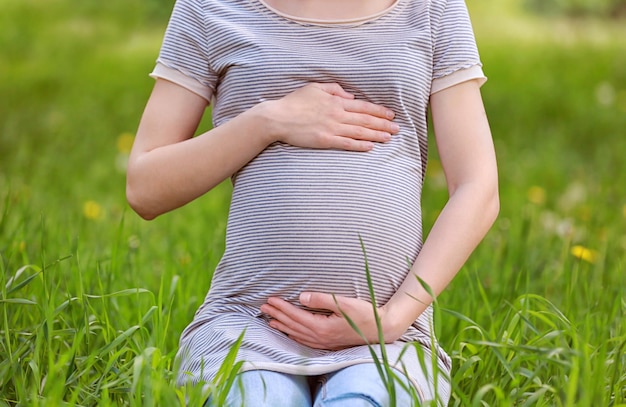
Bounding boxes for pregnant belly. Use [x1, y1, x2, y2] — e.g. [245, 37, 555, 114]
[210, 143, 424, 308]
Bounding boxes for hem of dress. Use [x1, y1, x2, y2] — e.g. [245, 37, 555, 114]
[240, 358, 376, 376]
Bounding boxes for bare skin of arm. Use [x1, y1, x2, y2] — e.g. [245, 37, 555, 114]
[127, 80, 399, 220]
[260, 79, 500, 350]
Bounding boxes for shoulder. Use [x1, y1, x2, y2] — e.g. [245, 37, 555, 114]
[166, 0, 257, 35]
[426, 0, 470, 22]
[399, 0, 456, 26]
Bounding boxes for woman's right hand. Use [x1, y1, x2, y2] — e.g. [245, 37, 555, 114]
[259, 83, 399, 152]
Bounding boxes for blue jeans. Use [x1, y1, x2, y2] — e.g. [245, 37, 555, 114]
[205, 363, 424, 406]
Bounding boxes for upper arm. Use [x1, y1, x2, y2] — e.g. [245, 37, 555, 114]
[130, 79, 209, 159]
[130, 0, 215, 158]
[429, 80, 498, 194]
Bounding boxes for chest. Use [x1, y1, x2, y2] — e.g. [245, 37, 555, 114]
[206, 2, 435, 120]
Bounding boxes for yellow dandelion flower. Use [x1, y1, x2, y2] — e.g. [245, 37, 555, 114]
[83, 200, 103, 220]
[116, 132, 135, 154]
[19, 241, 26, 252]
[622, 204, 626, 220]
[570, 245, 598, 264]
[527, 186, 546, 205]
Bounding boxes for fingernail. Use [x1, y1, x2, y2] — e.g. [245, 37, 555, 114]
[300, 292, 311, 305]
[391, 123, 400, 132]
[386, 110, 395, 119]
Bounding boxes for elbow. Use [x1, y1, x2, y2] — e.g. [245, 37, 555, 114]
[463, 178, 500, 229]
[485, 182, 500, 228]
[125, 159, 166, 220]
[126, 181, 159, 221]
[490, 193, 500, 225]
[477, 168, 500, 228]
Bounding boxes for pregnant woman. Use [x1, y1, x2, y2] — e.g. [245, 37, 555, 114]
[126, 0, 499, 405]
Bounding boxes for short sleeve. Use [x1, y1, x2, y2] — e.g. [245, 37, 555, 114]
[430, 0, 487, 94]
[149, 0, 217, 102]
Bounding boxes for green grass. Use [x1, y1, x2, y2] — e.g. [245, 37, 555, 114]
[1, 0, 625, 405]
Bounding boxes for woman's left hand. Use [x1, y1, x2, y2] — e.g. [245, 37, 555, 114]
[260, 292, 402, 350]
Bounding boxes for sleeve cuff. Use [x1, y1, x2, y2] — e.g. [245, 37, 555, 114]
[149, 61, 214, 102]
[431, 65, 487, 95]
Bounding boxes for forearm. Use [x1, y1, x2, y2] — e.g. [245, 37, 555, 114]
[383, 180, 499, 337]
[126, 105, 273, 219]
[381, 80, 500, 337]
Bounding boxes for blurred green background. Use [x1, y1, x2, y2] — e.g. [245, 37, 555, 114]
[1, 0, 625, 405]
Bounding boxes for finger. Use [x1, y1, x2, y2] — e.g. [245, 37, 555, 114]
[266, 310, 317, 339]
[268, 318, 313, 341]
[276, 321, 344, 350]
[336, 124, 393, 144]
[289, 327, 361, 351]
[315, 135, 376, 152]
[312, 82, 355, 100]
[341, 112, 400, 135]
[266, 297, 322, 327]
[262, 300, 319, 336]
[299, 292, 344, 313]
[341, 98, 395, 120]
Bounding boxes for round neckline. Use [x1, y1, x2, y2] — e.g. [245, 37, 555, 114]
[256, 0, 401, 26]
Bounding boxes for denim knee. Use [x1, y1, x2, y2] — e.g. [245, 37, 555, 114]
[313, 363, 421, 407]
[205, 369, 312, 407]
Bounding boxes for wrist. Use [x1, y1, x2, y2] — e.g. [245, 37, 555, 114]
[250, 100, 282, 146]
[381, 295, 430, 342]
[380, 304, 407, 342]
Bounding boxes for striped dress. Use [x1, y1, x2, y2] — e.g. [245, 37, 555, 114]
[151, 0, 486, 402]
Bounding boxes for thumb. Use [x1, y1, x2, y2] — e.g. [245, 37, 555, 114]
[300, 292, 341, 312]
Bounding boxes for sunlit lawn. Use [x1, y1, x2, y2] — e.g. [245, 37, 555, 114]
[1, 0, 625, 405]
